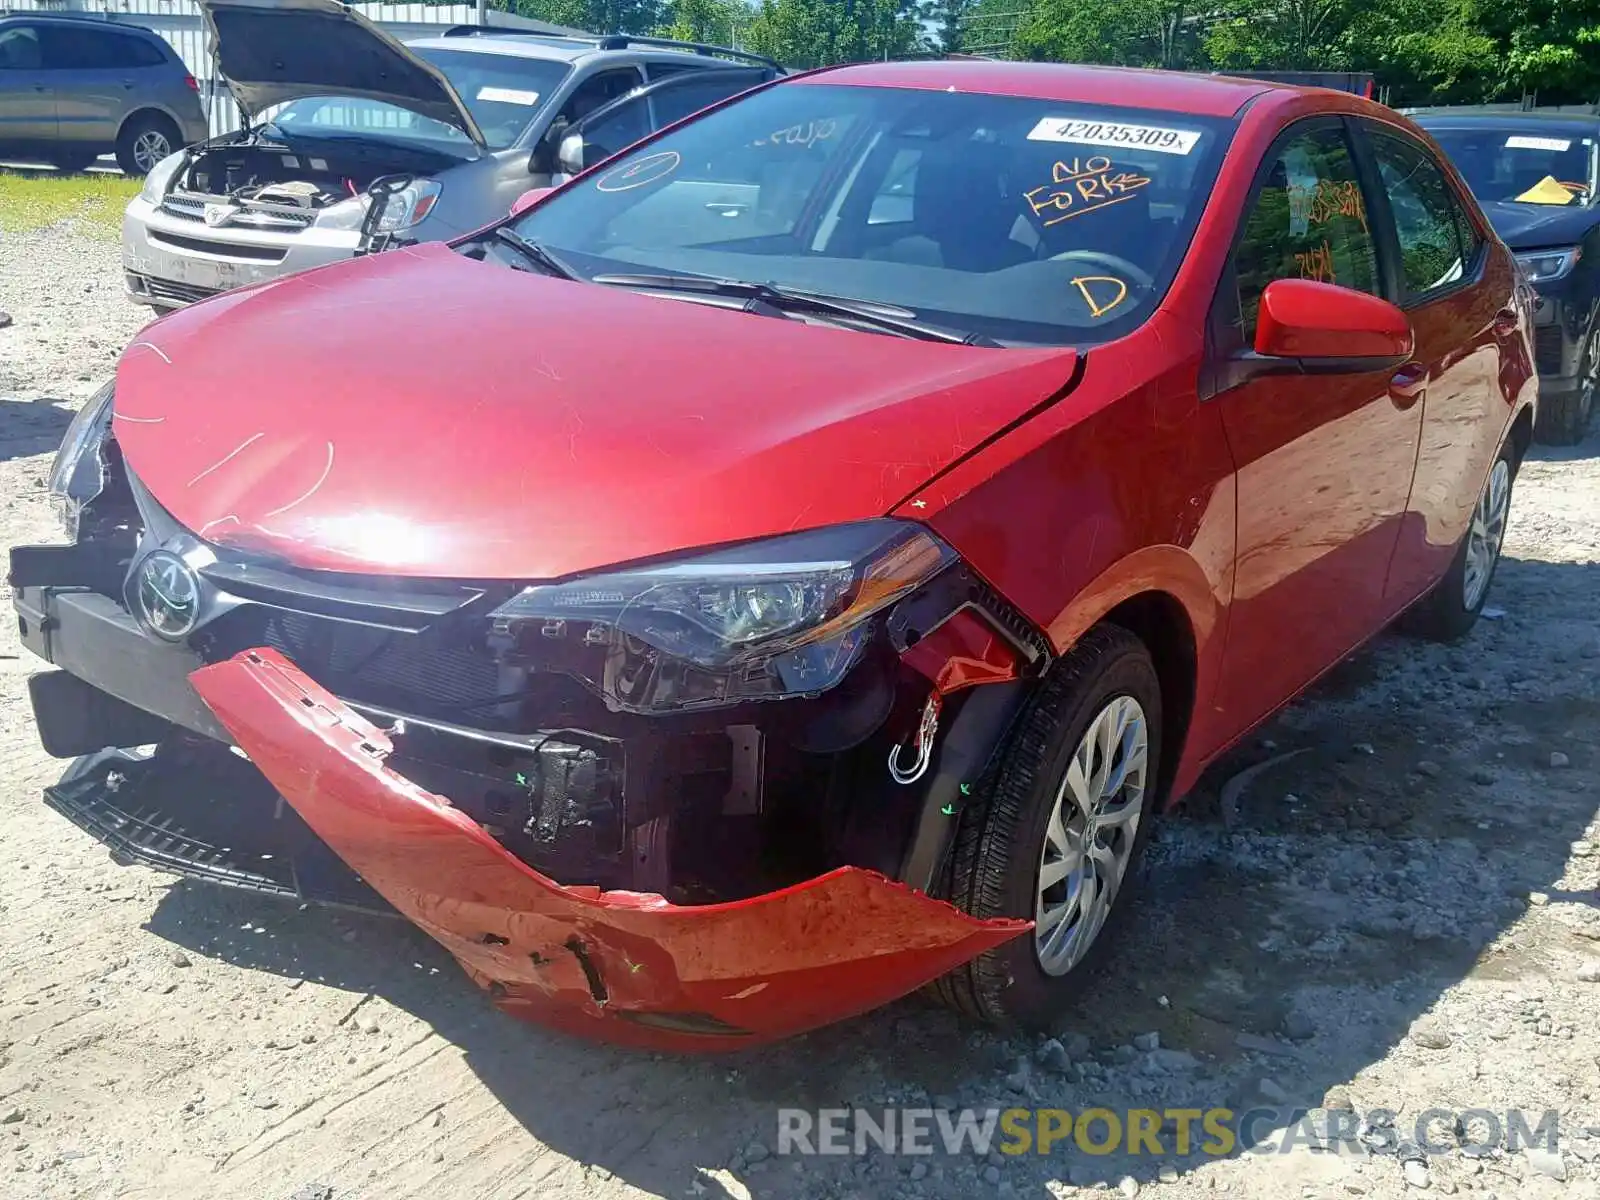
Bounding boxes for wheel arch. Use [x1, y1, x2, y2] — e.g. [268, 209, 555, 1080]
[1098, 590, 1197, 812]
[1508, 400, 1535, 465]
[117, 106, 182, 144]
[1043, 544, 1223, 807]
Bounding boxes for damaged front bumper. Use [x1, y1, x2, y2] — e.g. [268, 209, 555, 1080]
[13, 512, 1044, 1046]
[189, 648, 1027, 1048]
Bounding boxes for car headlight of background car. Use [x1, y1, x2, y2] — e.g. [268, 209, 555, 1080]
[371, 179, 443, 233]
[136, 152, 185, 205]
[489, 520, 957, 713]
[1514, 246, 1581, 284]
[47, 382, 115, 541]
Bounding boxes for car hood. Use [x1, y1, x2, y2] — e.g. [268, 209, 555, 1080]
[200, 0, 485, 147]
[112, 243, 1077, 580]
[1478, 198, 1598, 249]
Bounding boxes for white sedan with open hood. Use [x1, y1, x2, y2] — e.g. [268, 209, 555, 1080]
[122, 0, 780, 312]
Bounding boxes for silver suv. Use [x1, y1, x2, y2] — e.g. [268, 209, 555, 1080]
[121, 0, 779, 312]
[0, 13, 208, 174]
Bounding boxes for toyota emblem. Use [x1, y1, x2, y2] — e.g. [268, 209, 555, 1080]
[131, 551, 202, 641]
[202, 203, 235, 227]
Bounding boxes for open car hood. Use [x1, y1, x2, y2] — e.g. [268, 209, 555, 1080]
[112, 243, 1077, 580]
[200, 0, 486, 147]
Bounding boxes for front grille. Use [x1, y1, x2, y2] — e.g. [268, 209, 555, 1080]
[160, 192, 317, 231]
[147, 229, 287, 263]
[1534, 323, 1565, 374]
[258, 610, 505, 716]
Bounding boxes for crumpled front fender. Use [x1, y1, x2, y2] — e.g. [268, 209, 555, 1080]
[189, 649, 1029, 1050]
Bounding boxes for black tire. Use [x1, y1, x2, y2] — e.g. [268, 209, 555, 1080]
[115, 113, 179, 176]
[929, 624, 1163, 1028]
[1535, 328, 1596, 445]
[1401, 441, 1517, 643]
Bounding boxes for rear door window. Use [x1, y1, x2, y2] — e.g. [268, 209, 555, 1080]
[1367, 129, 1478, 299]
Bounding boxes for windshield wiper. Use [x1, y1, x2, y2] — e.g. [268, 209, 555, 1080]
[487, 227, 577, 280]
[590, 272, 1001, 346]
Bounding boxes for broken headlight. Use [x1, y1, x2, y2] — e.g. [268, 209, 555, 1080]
[490, 520, 956, 713]
[47, 381, 115, 541]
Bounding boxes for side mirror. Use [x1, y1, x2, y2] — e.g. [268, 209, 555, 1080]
[1254, 278, 1414, 366]
[558, 130, 587, 177]
[510, 186, 553, 217]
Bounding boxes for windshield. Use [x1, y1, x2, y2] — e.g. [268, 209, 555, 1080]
[268, 49, 571, 152]
[1425, 125, 1597, 206]
[512, 83, 1232, 346]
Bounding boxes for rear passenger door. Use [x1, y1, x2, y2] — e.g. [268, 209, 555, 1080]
[1355, 121, 1517, 605]
[1206, 119, 1422, 741]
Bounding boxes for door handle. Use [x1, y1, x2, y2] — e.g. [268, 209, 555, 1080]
[1493, 308, 1519, 335]
[1389, 361, 1428, 408]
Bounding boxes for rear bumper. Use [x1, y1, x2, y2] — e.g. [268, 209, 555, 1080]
[190, 648, 1028, 1049]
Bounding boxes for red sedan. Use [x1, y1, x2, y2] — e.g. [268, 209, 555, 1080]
[20, 60, 1534, 1049]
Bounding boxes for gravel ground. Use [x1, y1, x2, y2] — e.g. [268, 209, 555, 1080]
[0, 223, 1597, 1200]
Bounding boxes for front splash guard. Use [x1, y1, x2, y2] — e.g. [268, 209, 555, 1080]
[188, 649, 1029, 1050]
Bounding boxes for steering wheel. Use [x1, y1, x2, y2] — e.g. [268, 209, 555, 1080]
[1559, 180, 1592, 197]
[1047, 249, 1155, 288]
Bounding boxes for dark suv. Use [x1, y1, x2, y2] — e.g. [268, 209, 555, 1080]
[0, 13, 208, 174]
[1412, 107, 1600, 443]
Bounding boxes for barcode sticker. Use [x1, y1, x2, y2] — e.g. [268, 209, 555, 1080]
[1027, 117, 1201, 155]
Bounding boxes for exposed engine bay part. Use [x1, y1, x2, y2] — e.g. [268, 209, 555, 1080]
[145, 136, 458, 245]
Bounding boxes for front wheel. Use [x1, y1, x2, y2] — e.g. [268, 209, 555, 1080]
[930, 624, 1162, 1028]
[1535, 327, 1597, 446]
[1402, 442, 1515, 642]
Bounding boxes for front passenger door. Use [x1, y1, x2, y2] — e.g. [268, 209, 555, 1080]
[1207, 120, 1423, 741]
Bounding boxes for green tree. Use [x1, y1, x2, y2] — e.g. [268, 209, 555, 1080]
[1013, 0, 1205, 69]
[509, 0, 666, 34]
[743, 0, 922, 68]
[920, 0, 974, 55]
[1469, 0, 1600, 102]
[1203, 0, 1364, 72]
[656, 0, 750, 45]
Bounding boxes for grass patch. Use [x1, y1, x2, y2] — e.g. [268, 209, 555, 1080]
[0, 170, 141, 237]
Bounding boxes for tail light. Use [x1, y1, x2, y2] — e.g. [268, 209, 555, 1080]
[184, 74, 199, 91]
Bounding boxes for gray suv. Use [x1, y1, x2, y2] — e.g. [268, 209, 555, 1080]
[121, 0, 780, 312]
[0, 13, 208, 174]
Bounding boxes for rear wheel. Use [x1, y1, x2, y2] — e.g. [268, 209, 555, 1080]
[115, 113, 178, 176]
[930, 625, 1162, 1028]
[1536, 326, 1598, 445]
[1402, 442, 1515, 642]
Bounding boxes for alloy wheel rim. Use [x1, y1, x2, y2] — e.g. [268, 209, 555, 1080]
[1463, 457, 1511, 611]
[1035, 694, 1148, 977]
[134, 131, 170, 172]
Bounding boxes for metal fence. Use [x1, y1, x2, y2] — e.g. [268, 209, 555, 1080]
[3, 0, 588, 139]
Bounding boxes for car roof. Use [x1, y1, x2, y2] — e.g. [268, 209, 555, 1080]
[0, 12, 167, 39]
[405, 33, 742, 69]
[792, 60, 1279, 118]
